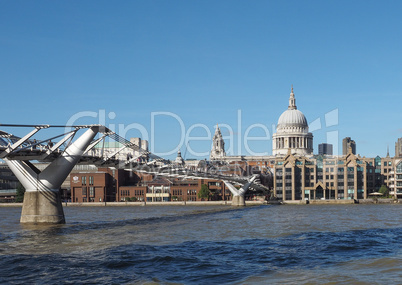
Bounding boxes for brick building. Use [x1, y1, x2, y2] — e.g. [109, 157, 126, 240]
[117, 176, 232, 202]
[70, 168, 136, 202]
[70, 167, 237, 203]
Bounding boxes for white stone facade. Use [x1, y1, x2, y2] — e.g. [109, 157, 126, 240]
[272, 87, 313, 156]
[210, 125, 226, 160]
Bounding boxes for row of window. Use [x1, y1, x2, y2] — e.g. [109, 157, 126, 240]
[276, 166, 368, 173]
[277, 165, 402, 173]
[81, 176, 94, 186]
[118, 189, 200, 197]
[172, 189, 183, 196]
[82, 187, 95, 196]
[121, 190, 130, 196]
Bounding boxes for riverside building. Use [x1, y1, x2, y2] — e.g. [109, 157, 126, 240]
[69, 168, 236, 203]
[209, 87, 401, 201]
[1, 88, 400, 203]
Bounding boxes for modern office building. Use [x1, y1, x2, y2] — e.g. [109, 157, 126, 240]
[318, 143, 333, 155]
[343, 137, 356, 155]
[389, 158, 402, 197]
[395, 138, 402, 158]
[272, 148, 398, 201]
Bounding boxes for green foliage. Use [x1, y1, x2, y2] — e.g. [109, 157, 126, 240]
[15, 183, 25, 203]
[379, 185, 389, 197]
[197, 184, 210, 200]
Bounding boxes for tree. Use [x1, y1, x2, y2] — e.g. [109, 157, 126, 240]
[197, 184, 210, 200]
[379, 185, 389, 197]
[15, 183, 25, 203]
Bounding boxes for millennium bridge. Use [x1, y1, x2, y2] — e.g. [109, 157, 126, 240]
[0, 124, 269, 224]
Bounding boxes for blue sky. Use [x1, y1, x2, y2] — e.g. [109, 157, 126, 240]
[1, 0, 401, 159]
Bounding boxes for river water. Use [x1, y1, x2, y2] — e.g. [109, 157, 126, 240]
[0, 204, 401, 284]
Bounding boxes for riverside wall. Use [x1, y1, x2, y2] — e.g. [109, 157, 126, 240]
[1, 199, 399, 207]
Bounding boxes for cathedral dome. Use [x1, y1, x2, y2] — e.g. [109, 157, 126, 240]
[277, 109, 308, 129]
[276, 86, 309, 132]
[272, 86, 313, 156]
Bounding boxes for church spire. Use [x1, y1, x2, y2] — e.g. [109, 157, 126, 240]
[288, 85, 297, 110]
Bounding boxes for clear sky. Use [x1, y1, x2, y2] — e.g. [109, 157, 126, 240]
[1, 0, 401, 160]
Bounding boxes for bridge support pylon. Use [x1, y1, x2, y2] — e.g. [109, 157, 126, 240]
[5, 126, 100, 224]
[223, 175, 258, 207]
[231, 195, 245, 206]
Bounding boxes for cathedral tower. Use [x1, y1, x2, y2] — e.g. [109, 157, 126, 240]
[210, 124, 226, 160]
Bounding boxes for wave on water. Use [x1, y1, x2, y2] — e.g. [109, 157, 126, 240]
[1, 227, 401, 284]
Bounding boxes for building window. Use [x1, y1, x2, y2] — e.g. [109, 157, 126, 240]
[120, 190, 130, 197]
[89, 187, 94, 197]
[82, 176, 87, 185]
[82, 187, 87, 196]
[397, 162, 402, 173]
[89, 176, 94, 185]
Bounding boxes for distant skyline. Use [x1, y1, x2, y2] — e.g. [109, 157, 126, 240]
[1, 1, 401, 159]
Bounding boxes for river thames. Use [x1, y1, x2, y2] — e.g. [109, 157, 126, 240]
[0, 204, 401, 284]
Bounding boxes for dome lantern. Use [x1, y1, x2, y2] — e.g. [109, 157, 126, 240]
[288, 85, 297, 110]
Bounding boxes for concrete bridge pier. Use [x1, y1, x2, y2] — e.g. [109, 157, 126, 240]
[231, 195, 245, 206]
[224, 175, 258, 207]
[20, 190, 66, 224]
[5, 126, 99, 224]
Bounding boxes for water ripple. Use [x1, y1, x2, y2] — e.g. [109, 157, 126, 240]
[0, 227, 401, 284]
[0, 204, 401, 284]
